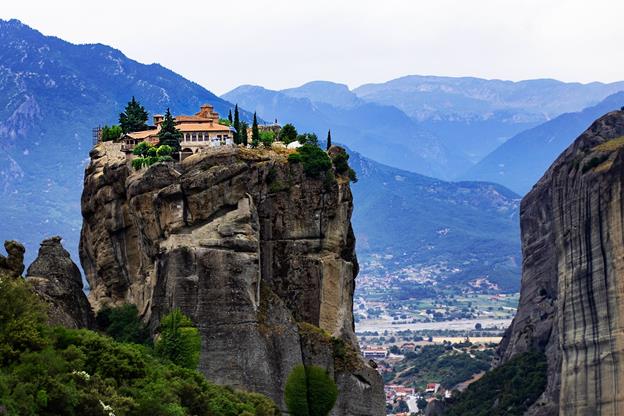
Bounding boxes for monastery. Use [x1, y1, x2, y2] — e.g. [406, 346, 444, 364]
[122, 104, 235, 154]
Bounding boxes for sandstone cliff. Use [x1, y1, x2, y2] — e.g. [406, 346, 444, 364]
[499, 109, 624, 415]
[79, 142, 384, 415]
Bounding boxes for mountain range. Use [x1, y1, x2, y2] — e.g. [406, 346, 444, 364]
[2, 18, 622, 292]
[461, 91, 624, 194]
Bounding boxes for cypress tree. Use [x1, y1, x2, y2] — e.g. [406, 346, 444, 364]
[251, 112, 260, 147]
[119, 96, 149, 133]
[157, 108, 182, 151]
[326, 130, 332, 150]
[233, 104, 241, 144]
[228, 109, 233, 124]
[240, 121, 249, 147]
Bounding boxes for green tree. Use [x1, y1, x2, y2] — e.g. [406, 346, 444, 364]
[96, 304, 150, 345]
[284, 365, 338, 416]
[157, 108, 182, 151]
[233, 104, 241, 144]
[240, 121, 249, 147]
[157, 145, 174, 157]
[228, 109, 233, 124]
[288, 144, 332, 178]
[252, 112, 260, 147]
[297, 133, 319, 147]
[155, 308, 201, 369]
[132, 141, 154, 157]
[279, 123, 298, 144]
[326, 130, 332, 150]
[119, 97, 149, 133]
[101, 125, 123, 142]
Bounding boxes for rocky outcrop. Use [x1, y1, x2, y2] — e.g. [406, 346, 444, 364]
[79, 142, 384, 415]
[498, 109, 624, 415]
[0, 240, 25, 278]
[27, 236, 95, 329]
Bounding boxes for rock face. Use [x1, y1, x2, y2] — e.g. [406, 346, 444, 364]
[498, 109, 624, 415]
[80, 142, 385, 415]
[26, 236, 95, 329]
[0, 240, 25, 278]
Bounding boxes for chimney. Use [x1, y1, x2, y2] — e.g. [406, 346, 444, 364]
[153, 114, 163, 125]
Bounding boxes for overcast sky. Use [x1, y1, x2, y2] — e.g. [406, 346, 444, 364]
[2, 0, 623, 95]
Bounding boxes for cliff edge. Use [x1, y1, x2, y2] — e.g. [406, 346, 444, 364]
[499, 109, 624, 415]
[79, 142, 384, 415]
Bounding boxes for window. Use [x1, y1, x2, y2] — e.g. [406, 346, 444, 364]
[191, 133, 197, 142]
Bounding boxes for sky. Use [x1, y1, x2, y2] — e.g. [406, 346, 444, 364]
[2, 0, 624, 95]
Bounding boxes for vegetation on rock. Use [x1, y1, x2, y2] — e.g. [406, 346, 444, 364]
[131, 142, 174, 170]
[155, 308, 201, 370]
[100, 125, 123, 142]
[443, 350, 547, 416]
[0, 276, 278, 416]
[288, 144, 332, 178]
[284, 364, 338, 416]
[96, 304, 150, 345]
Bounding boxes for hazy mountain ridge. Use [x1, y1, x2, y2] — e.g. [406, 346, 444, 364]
[348, 149, 521, 291]
[223, 83, 472, 179]
[462, 91, 624, 194]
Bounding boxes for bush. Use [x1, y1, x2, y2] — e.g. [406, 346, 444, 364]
[288, 144, 332, 178]
[297, 133, 319, 146]
[284, 365, 338, 416]
[330, 150, 357, 182]
[259, 130, 275, 148]
[96, 304, 151, 345]
[155, 308, 201, 370]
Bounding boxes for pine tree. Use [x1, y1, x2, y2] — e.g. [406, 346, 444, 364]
[326, 130, 332, 150]
[119, 96, 149, 133]
[233, 104, 241, 144]
[157, 108, 182, 151]
[251, 112, 260, 147]
[228, 109, 233, 124]
[240, 121, 249, 147]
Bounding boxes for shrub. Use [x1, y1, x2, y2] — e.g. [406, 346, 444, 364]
[259, 130, 275, 148]
[297, 133, 319, 147]
[96, 304, 151, 345]
[288, 144, 332, 178]
[330, 150, 357, 182]
[284, 365, 338, 416]
[581, 154, 609, 173]
[155, 308, 201, 370]
[133, 141, 154, 157]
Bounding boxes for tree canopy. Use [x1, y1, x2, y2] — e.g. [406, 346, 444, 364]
[119, 97, 149, 133]
[279, 123, 298, 144]
[252, 112, 260, 148]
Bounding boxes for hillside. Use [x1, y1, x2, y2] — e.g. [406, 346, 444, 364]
[462, 92, 624, 194]
[0, 19, 247, 264]
[353, 76, 624, 163]
[349, 150, 521, 291]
